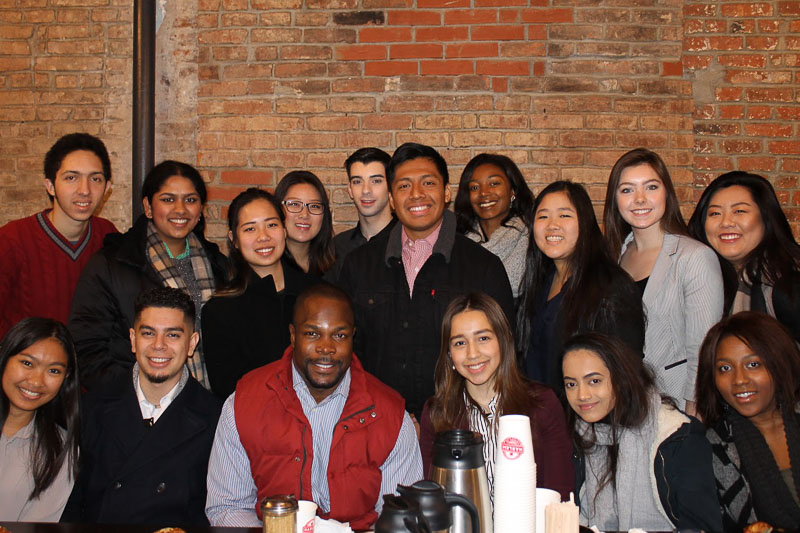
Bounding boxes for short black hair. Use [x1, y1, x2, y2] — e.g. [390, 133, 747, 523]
[344, 147, 391, 178]
[386, 142, 449, 189]
[292, 283, 354, 326]
[43, 133, 112, 199]
[134, 287, 195, 327]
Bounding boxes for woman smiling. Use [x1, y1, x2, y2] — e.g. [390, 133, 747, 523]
[696, 312, 800, 531]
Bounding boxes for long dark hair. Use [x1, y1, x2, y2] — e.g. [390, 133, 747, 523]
[0, 318, 80, 499]
[603, 148, 688, 258]
[562, 333, 656, 498]
[696, 311, 800, 426]
[688, 171, 800, 311]
[217, 188, 285, 298]
[274, 171, 335, 276]
[454, 153, 535, 239]
[141, 160, 208, 236]
[516, 181, 642, 355]
[428, 293, 538, 432]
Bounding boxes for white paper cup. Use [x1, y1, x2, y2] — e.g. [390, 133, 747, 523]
[297, 500, 317, 533]
[536, 488, 561, 533]
[494, 414, 537, 533]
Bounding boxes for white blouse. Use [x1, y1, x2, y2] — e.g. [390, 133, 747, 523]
[0, 419, 74, 522]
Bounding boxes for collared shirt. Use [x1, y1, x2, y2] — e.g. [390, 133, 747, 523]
[0, 419, 73, 521]
[205, 370, 423, 527]
[133, 363, 189, 424]
[466, 393, 499, 499]
[400, 221, 443, 296]
[291, 363, 350, 513]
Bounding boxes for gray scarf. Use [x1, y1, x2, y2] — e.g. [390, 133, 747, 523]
[466, 216, 528, 298]
[578, 393, 682, 531]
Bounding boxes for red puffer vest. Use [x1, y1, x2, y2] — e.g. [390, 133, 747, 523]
[235, 348, 406, 530]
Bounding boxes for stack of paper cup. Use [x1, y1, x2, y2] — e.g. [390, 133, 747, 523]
[297, 500, 317, 533]
[493, 414, 537, 533]
[536, 488, 561, 533]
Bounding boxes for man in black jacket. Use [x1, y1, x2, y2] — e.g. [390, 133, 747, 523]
[62, 287, 221, 526]
[338, 143, 514, 416]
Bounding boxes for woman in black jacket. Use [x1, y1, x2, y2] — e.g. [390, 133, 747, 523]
[688, 171, 800, 342]
[516, 181, 645, 390]
[201, 188, 317, 399]
[68, 161, 228, 390]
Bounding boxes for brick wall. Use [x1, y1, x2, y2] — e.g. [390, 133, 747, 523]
[2, 1, 799, 239]
[684, 0, 800, 231]
[0, 0, 132, 230]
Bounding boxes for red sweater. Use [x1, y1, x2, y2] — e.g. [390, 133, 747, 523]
[0, 210, 116, 338]
[235, 349, 405, 530]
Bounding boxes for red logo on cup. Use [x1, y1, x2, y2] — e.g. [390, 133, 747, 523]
[303, 518, 314, 533]
[501, 437, 524, 460]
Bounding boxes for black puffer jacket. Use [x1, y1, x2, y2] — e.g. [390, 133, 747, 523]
[338, 211, 514, 416]
[68, 215, 228, 389]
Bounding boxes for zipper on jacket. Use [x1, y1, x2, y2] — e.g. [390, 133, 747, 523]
[658, 448, 678, 522]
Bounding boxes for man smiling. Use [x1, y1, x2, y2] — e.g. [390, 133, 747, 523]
[63, 287, 221, 526]
[338, 142, 514, 416]
[0, 133, 117, 338]
[206, 284, 421, 530]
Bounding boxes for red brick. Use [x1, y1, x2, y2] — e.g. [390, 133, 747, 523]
[721, 3, 773, 16]
[777, 107, 800, 120]
[738, 157, 776, 171]
[362, 114, 414, 130]
[416, 27, 468, 42]
[748, 106, 772, 119]
[720, 105, 744, 119]
[476, 60, 529, 76]
[444, 9, 497, 24]
[387, 10, 440, 25]
[771, 141, 800, 154]
[382, 95, 434, 112]
[417, 0, 468, 6]
[745, 124, 793, 137]
[471, 25, 524, 41]
[390, 43, 442, 59]
[446, 43, 498, 58]
[661, 61, 682, 76]
[718, 54, 766, 68]
[198, 29, 248, 44]
[682, 55, 712, 69]
[746, 88, 793, 102]
[281, 45, 332, 60]
[274, 62, 327, 77]
[420, 60, 474, 75]
[415, 114, 461, 130]
[336, 45, 386, 61]
[207, 186, 243, 203]
[722, 140, 763, 153]
[716, 88, 743, 102]
[499, 42, 545, 57]
[221, 170, 274, 184]
[359, 27, 412, 43]
[520, 8, 572, 23]
[746, 37, 779, 50]
[35, 56, 102, 71]
[695, 156, 734, 171]
[364, 61, 417, 76]
[778, 1, 800, 15]
[477, 0, 526, 5]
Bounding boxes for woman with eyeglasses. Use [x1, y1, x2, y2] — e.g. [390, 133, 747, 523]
[201, 188, 317, 399]
[274, 171, 336, 276]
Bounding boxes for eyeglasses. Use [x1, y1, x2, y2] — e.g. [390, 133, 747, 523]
[282, 199, 324, 215]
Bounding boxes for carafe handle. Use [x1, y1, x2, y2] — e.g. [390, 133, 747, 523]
[444, 492, 480, 533]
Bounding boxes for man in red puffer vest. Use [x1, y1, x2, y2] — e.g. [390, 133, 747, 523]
[205, 284, 422, 530]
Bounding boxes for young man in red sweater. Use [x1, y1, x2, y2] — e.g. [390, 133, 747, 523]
[0, 133, 117, 338]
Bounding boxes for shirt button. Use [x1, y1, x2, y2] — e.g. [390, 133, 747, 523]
[156, 482, 166, 493]
[113, 481, 122, 490]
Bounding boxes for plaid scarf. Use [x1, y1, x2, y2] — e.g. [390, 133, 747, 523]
[145, 221, 216, 389]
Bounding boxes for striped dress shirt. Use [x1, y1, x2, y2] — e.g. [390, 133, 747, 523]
[205, 366, 423, 527]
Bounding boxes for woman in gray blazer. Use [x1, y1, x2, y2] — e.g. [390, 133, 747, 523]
[604, 148, 723, 416]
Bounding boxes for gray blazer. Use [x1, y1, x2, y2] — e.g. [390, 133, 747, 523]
[621, 233, 723, 404]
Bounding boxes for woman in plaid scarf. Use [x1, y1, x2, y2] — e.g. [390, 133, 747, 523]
[68, 161, 228, 391]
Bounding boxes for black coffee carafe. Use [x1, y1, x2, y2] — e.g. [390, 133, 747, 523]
[374, 494, 432, 533]
[397, 481, 480, 533]
[429, 430, 493, 533]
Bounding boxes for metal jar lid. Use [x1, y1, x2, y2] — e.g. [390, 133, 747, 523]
[261, 494, 299, 516]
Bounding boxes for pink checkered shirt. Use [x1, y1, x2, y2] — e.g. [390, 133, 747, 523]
[400, 222, 443, 296]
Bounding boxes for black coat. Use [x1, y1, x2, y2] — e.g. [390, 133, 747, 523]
[201, 261, 318, 399]
[68, 215, 228, 390]
[61, 372, 222, 526]
[338, 211, 514, 416]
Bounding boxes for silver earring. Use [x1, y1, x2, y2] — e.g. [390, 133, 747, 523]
[511, 194, 516, 203]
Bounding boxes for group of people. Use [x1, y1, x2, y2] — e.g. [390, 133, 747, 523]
[1, 132, 800, 532]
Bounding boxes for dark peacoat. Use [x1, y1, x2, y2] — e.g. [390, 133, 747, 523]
[61, 371, 222, 527]
[68, 215, 228, 390]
